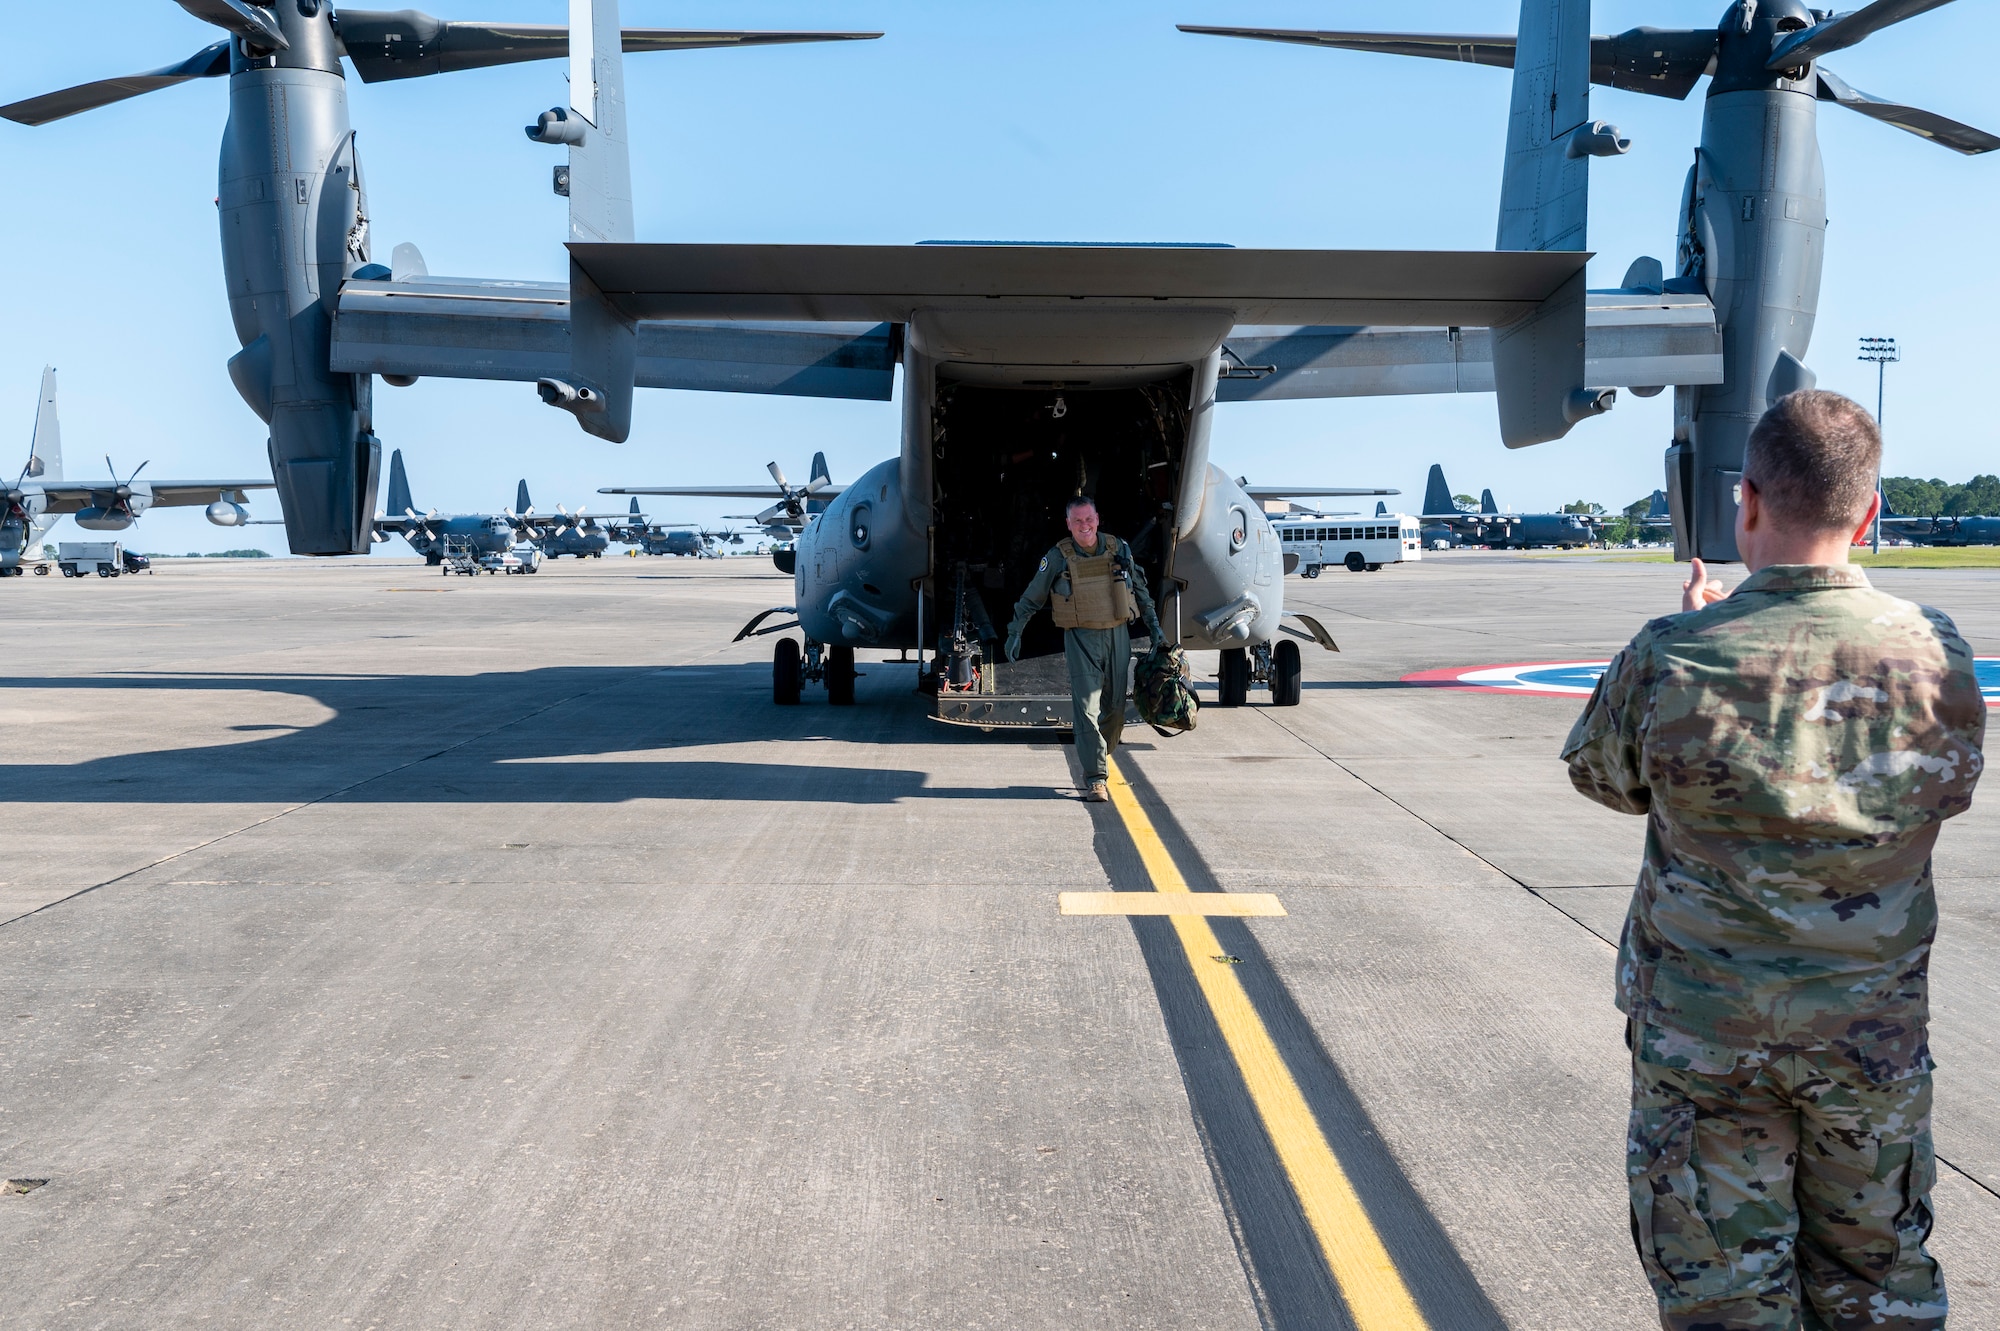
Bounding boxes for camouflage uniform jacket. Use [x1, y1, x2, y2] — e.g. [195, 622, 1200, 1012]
[1563, 565, 1985, 1071]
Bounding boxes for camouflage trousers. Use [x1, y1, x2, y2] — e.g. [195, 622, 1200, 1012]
[1064, 624, 1129, 784]
[1629, 1035, 1945, 1330]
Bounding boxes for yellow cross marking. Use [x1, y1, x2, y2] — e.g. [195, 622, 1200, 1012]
[1101, 758, 1430, 1331]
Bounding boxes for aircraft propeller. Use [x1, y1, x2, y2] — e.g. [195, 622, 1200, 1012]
[753, 461, 832, 528]
[1182, 0, 1996, 155]
[0, 6, 882, 127]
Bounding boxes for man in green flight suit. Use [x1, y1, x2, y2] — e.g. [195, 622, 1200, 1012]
[1006, 495, 1163, 803]
[1564, 390, 1986, 1330]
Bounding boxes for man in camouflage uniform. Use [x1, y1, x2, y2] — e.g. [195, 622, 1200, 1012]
[1006, 495, 1163, 802]
[1563, 390, 1986, 1330]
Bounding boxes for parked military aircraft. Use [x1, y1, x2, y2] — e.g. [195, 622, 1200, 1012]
[611, 500, 742, 557]
[1881, 509, 2000, 547]
[1418, 467, 1598, 549]
[516, 480, 634, 559]
[2, 366, 276, 575]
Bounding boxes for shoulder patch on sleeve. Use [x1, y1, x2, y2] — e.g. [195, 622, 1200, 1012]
[1039, 556, 1048, 572]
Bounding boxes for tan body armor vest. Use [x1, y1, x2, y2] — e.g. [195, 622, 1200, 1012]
[1050, 536, 1135, 630]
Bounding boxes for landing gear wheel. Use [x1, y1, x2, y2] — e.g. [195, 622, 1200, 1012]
[1366, 562, 1382, 572]
[427, 553, 443, 567]
[34, 564, 48, 575]
[773, 638, 803, 705]
[1271, 639, 1303, 707]
[1345, 551, 1367, 572]
[1217, 647, 1250, 707]
[826, 644, 857, 706]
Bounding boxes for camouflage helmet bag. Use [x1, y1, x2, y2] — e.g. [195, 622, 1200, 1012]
[1134, 645, 1198, 737]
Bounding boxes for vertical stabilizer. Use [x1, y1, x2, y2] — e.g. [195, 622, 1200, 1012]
[808, 450, 833, 515]
[517, 478, 533, 513]
[1481, 489, 1500, 514]
[541, 0, 638, 442]
[386, 448, 414, 517]
[1375, 501, 1387, 517]
[27, 365, 60, 480]
[1492, 0, 1617, 447]
[1422, 464, 1455, 517]
[629, 497, 641, 516]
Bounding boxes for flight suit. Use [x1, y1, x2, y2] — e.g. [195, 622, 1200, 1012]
[1007, 535, 1162, 788]
[1563, 565, 1986, 1330]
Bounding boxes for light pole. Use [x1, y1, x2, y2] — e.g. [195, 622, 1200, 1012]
[1858, 336, 1901, 553]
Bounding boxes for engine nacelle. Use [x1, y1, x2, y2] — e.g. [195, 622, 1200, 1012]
[206, 501, 250, 527]
[72, 507, 134, 532]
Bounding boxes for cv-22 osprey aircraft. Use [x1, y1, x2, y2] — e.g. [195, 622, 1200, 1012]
[1, 366, 277, 576]
[6, 1, 1989, 708]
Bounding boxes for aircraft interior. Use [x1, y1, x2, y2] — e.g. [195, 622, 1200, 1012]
[929, 378, 1187, 662]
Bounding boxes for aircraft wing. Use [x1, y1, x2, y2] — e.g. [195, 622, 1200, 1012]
[564, 243, 1586, 327]
[1242, 486, 1398, 501]
[36, 480, 274, 514]
[598, 485, 849, 500]
[1215, 292, 1723, 401]
[332, 277, 898, 401]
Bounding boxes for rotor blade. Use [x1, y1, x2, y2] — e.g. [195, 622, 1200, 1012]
[335, 12, 882, 84]
[1817, 68, 2000, 154]
[1769, 0, 1955, 70]
[175, 0, 288, 49]
[766, 461, 789, 489]
[0, 41, 230, 126]
[1176, 24, 1717, 101]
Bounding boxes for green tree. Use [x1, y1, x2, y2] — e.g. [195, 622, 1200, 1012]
[1561, 500, 1606, 515]
[1452, 493, 1479, 513]
[1945, 475, 2000, 517]
[1882, 476, 1944, 517]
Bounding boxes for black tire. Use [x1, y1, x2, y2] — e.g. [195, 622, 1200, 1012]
[1366, 562, 1382, 572]
[426, 553, 443, 566]
[826, 644, 857, 705]
[1345, 551, 1367, 572]
[773, 638, 803, 705]
[1302, 565, 1320, 579]
[1217, 647, 1250, 707]
[1272, 639, 1303, 707]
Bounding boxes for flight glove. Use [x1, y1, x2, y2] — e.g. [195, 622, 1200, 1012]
[1005, 629, 1024, 662]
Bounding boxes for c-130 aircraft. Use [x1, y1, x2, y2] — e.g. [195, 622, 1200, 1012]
[5, 0, 1988, 709]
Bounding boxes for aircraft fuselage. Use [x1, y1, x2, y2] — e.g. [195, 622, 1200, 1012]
[789, 320, 1283, 656]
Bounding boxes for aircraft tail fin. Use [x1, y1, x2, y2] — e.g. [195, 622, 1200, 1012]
[533, 0, 637, 441]
[386, 448, 414, 517]
[1481, 488, 1500, 514]
[1423, 464, 1454, 517]
[807, 450, 833, 514]
[1375, 500, 1388, 517]
[1648, 488, 1670, 519]
[517, 478, 532, 513]
[1492, 0, 1616, 447]
[26, 365, 60, 480]
[629, 496, 641, 516]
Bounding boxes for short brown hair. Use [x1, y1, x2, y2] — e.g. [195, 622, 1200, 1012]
[1743, 390, 1882, 532]
[1065, 495, 1097, 515]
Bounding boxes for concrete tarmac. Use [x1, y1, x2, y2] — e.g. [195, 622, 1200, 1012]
[2, 552, 1995, 1328]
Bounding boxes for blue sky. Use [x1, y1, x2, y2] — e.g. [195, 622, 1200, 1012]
[2, 1, 1992, 553]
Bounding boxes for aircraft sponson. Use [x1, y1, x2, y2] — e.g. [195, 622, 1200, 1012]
[565, 244, 1590, 328]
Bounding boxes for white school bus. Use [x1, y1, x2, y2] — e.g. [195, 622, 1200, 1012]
[1275, 514, 1422, 576]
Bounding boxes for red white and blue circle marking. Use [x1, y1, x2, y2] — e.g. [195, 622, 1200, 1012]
[1404, 658, 2000, 706]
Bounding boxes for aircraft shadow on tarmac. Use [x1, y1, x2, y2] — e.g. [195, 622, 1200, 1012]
[0, 664, 1067, 805]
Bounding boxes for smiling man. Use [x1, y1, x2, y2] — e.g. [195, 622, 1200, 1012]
[1006, 495, 1163, 802]
[1563, 390, 1987, 1330]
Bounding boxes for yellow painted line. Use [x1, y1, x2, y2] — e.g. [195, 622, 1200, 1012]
[1060, 890, 1286, 917]
[1104, 759, 1429, 1331]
